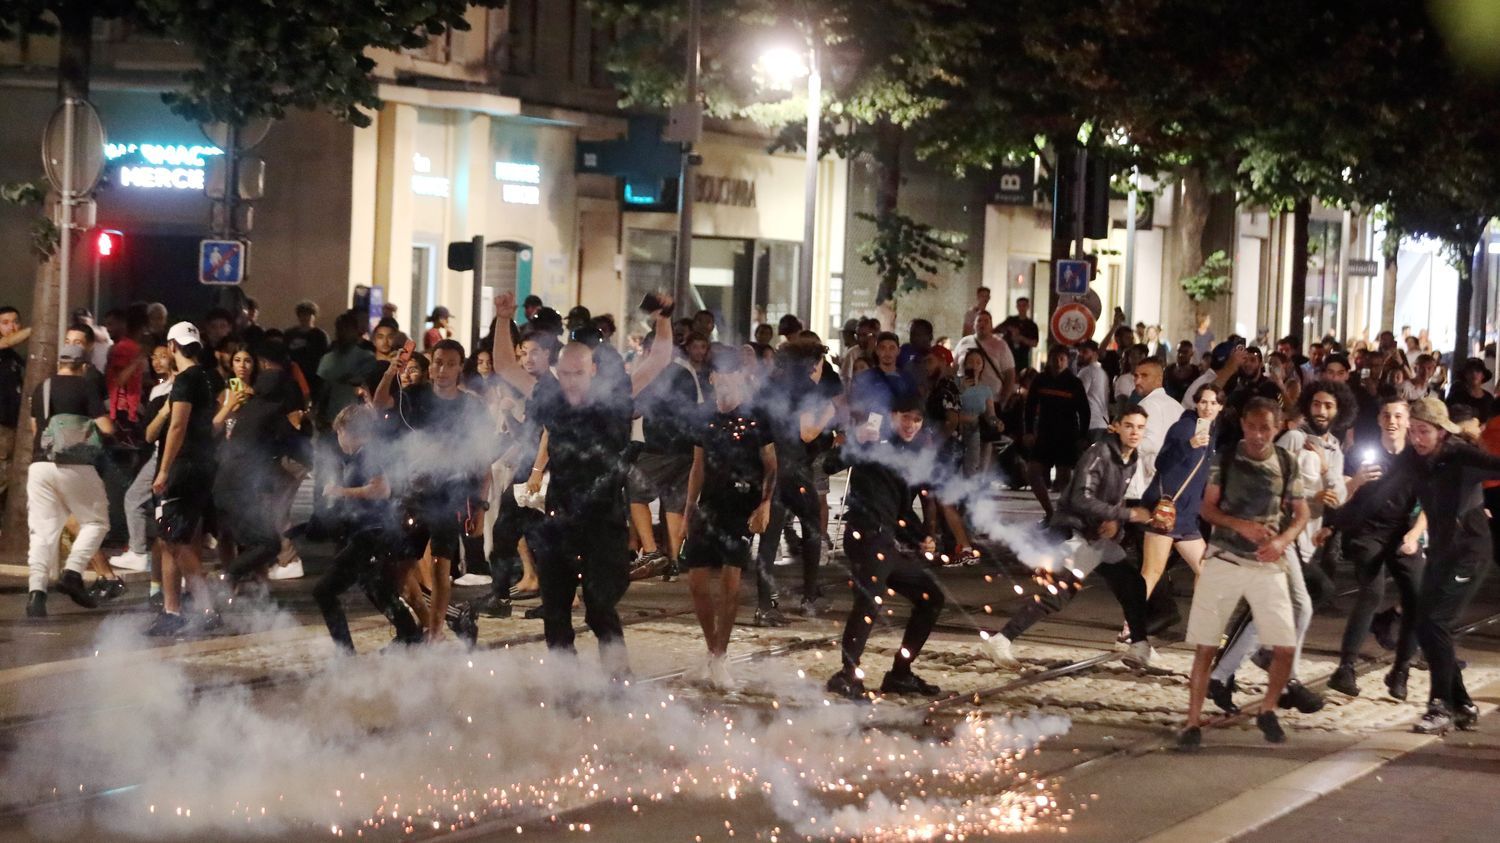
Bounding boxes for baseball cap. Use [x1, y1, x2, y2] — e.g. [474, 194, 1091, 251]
[1410, 396, 1461, 434]
[58, 343, 86, 362]
[166, 321, 201, 346]
[1210, 340, 1243, 369]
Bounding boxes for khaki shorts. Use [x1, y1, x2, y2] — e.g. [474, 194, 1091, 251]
[1185, 550, 1297, 649]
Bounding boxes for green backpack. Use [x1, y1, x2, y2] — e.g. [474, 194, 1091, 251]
[38, 378, 105, 465]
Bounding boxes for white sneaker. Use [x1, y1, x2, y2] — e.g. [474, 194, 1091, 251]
[111, 550, 151, 572]
[1123, 640, 1155, 669]
[453, 573, 493, 587]
[981, 633, 1020, 668]
[708, 654, 736, 690]
[267, 559, 304, 580]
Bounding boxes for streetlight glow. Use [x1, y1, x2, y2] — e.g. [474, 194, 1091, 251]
[757, 46, 809, 91]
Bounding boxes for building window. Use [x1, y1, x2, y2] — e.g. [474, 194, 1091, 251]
[402, 27, 452, 64]
[505, 0, 538, 77]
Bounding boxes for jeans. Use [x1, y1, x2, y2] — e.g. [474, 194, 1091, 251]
[124, 453, 157, 554]
[839, 530, 945, 672]
[1212, 547, 1311, 682]
[26, 463, 109, 593]
[1339, 535, 1423, 668]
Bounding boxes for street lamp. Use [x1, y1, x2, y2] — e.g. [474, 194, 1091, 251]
[756, 41, 820, 325]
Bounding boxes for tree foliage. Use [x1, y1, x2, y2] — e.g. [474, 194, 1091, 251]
[854, 211, 965, 297]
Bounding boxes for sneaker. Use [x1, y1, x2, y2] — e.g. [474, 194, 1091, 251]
[629, 550, 668, 581]
[446, 603, 479, 648]
[661, 560, 680, 583]
[88, 578, 128, 602]
[981, 633, 1020, 668]
[708, 655, 736, 690]
[196, 610, 224, 633]
[1413, 703, 1453, 735]
[1384, 667, 1409, 701]
[111, 550, 151, 572]
[146, 612, 188, 637]
[825, 670, 868, 702]
[509, 587, 540, 600]
[523, 605, 545, 620]
[1256, 711, 1287, 744]
[148, 591, 164, 612]
[56, 570, 99, 609]
[752, 606, 790, 627]
[472, 593, 513, 619]
[1279, 680, 1325, 713]
[879, 671, 942, 697]
[1208, 677, 1240, 714]
[25, 591, 46, 619]
[1328, 663, 1360, 697]
[1122, 640, 1155, 670]
[267, 559, 305, 581]
[452, 573, 493, 587]
[1455, 703, 1480, 731]
[1176, 726, 1202, 752]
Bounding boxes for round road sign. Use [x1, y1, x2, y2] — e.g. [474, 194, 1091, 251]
[1050, 302, 1096, 347]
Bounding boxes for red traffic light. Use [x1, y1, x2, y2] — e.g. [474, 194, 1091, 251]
[95, 229, 121, 258]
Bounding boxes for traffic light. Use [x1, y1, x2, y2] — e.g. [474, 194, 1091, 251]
[94, 229, 122, 259]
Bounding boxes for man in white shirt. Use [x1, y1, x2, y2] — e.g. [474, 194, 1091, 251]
[1127, 359, 1188, 499]
[953, 311, 1016, 405]
[961, 286, 992, 339]
[1076, 339, 1109, 440]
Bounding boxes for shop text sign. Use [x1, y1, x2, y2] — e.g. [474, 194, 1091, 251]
[105, 142, 222, 191]
[496, 161, 541, 205]
[695, 174, 756, 208]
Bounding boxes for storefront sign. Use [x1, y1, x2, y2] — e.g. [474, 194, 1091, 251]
[990, 159, 1036, 206]
[105, 141, 222, 191]
[695, 174, 756, 208]
[1347, 258, 1379, 277]
[495, 160, 541, 205]
[411, 153, 450, 197]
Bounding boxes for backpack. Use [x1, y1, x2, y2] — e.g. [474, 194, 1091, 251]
[38, 378, 105, 465]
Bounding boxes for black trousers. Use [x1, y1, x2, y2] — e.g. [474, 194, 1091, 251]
[531, 514, 630, 654]
[314, 527, 424, 650]
[1416, 551, 1482, 709]
[218, 486, 283, 583]
[838, 530, 945, 673]
[754, 472, 823, 603]
[1001, 542, 1150, 644]
[1339, 534, 1423, 668]
[487, 486, 541, 598]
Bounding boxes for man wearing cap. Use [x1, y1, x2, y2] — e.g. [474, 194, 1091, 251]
[148, 322, 222, 635]
[1403, 397, 1500, 733]
[23, 340, 116, 618]
[1181, 340, 1247, 412]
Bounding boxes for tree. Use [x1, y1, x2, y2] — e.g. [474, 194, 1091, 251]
[0, 0, 500, 556]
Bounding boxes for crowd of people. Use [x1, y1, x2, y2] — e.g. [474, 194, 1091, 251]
[14, 281, 1500, 746]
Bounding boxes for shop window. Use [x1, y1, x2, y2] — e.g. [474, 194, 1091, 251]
[625, 229, 678, 336]
[753, 241, 800, 337]
[505, 0, 538, 77]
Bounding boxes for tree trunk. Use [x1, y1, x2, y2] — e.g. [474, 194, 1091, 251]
[1169, 166, 1209, 342]
[1381, 224, 1399, 333]
[1456, 241, 1477, 364]
[1288, 198, 1310, 342]
[872, 120, 903, 311]
[1, 7, 90, 558]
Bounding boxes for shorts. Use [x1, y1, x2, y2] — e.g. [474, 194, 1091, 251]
[680, 514, 753, 570]
[1185, 551, 1297, 648]
[1029, 436, 1080, 470]
[627, 451, 692, 512]
[158, 460, 213, 544]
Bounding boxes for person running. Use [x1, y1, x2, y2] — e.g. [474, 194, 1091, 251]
[1140, 384, 1223, 597]
[148, 323, 222, 636]
[680, 348, 777, 688]
[1402, 397, 1500, 734]
[1179, 398, 1308, 750]
[983, 406, 1155, 668]
[826, 396, 948, 700]
[23, 340, 115, 619]
[1326, 395, 1425, 700]
[1023, 345, 1091, 521]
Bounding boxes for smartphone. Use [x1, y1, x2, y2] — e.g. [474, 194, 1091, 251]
[864, 412, 884, 433]
[1195, 417, 1211, 439]
[227, 377, 244, 392]
[638, 291, 675, 319]
[396, 339, 415, 365]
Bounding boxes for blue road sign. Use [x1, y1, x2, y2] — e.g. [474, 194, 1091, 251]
[1054, 259, 1090, 296]
[199, 239, 248, 285]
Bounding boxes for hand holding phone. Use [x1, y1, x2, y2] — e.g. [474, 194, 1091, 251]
[396, 339, 415, 366]
[638, 291, 675, 319]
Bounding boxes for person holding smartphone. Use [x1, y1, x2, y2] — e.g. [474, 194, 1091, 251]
[1140, 383, 1225, 599]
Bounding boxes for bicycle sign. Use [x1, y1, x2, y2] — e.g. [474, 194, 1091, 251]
[1049, 302, 1095, 347]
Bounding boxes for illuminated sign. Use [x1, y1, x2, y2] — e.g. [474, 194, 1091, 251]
[411, 153, 450, 197]
[104, 142, 222, 191]
[495, 160, 541, 204]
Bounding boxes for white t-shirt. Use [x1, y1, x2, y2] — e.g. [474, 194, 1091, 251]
[1078, 362, 1109, 430]
[953, 333, 1015, 395]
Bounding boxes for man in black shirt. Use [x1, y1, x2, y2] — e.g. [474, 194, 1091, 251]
[148, 322, 221, 635]
[628, 330, 711, 579]
[999, 297, 1040, 371]
[826, 398, 946, 700]
[284, 300, 330, 394]
[681, 348, 776, 688]
[1024, 345, 1091, 520]
[23, 341, 115, 618]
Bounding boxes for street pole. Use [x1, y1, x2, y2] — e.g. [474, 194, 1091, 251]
[58, 97, 75, 341]
[1072, 147, 1087, 262]
[1123, 173, 1138, 319]
[673, 0, 702, 312]
[796, 44, 819, 326]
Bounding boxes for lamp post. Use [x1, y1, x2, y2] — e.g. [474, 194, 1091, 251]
[758, 43, 819, 325]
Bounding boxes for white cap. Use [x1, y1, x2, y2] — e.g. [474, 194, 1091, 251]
[166, 321, 201, 347]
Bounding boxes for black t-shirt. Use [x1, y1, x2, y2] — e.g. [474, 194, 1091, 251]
[1000, 316, 1040, 369]
[640, 362, 709, 455]
[31, 374, 107, 457]
[0, 348, 23, 428]
[338, 444, 393, 528]
[168, 366, 219, 464]
[395, 383, 493, 502]
[214, 389, 297, 497]
[696, 407, 773, 518]
[534, 382, 632, 518]
[284, 326, 330, 385]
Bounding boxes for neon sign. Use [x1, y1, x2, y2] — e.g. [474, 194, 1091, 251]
[104, 142, 223, 191]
